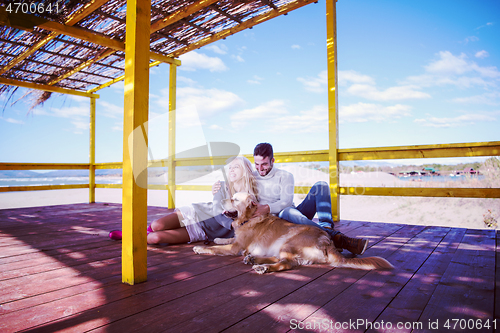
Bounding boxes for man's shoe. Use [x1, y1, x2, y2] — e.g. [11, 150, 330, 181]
[333, 233, 368, 255]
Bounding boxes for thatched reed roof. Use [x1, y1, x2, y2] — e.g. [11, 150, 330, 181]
[0, 0, 317, 106]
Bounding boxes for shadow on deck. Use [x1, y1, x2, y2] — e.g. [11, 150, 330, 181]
[0, 203, 498, 332]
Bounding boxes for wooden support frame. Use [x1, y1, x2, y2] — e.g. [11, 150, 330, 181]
[89, 97, 96, 203]
[168, 64, 177, 209]
[121, 0, 150, 285]
[326, 0, 339, 221]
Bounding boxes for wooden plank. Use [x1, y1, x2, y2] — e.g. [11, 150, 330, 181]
[326, 0, 340, 221]
[339, 141, 500, 161]
[0, 77, 99, 98]
[7, 258, 246, 332]
[299, 225, 448, 332]
[339, 187, 500, 199]
[0, 162, 90, 170]
[0, 244, 199, 315]
[414, 229, 496, 333]
[366, 227, 467, 333]
[121, 0, 151, 285]
[225, 224, 425, 332]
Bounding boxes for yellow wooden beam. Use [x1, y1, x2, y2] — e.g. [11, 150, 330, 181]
[0, 184, 89, 192]
[0, 0, 108, 75]
[339, 187, 500, 199]
[89, 97, 96, 203]
[170, 0, 317, 58]
[121, 0, 150, 285]
[0, 162, 89, 170]
[94, 162, 123, 169]
[86, 61, 169, 94]
[326, 0, 339, 222]
[150, 0, 220, 32]
[167, 64, 177, 209]
[0, 77, 99, 99]
[339, 141, 500, 161]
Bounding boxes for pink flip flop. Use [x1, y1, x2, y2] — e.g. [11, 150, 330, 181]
[109, 230, 122, 240]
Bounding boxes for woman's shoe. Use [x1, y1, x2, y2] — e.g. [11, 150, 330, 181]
[109, 230, 122, 240]
[147, 225, 153, 235]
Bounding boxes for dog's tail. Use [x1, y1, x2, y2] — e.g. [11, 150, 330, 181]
[327, 247, 393, 270]
[340, 256, 393, 270]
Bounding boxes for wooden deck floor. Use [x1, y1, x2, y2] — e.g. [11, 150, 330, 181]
[0, 203, 498, 332]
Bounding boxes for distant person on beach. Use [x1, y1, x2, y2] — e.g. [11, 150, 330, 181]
[109, 156, 258, 244]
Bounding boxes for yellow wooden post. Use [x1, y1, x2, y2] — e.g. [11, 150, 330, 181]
[89, 96, 96, 203]
[326, 0, 340, 221]
[122, 0, 150, 285]
[167, 64, 177, 209]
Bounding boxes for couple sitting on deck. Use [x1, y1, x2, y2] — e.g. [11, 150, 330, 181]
[110, 143, 368, 255]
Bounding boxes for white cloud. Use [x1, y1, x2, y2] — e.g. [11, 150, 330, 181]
[71, 120, 89, 134]
[247, 75, 264, 85]
[291, 44, 301, 50]
[48, 105, 89, 118]
[230, 99, 288, 129]
[178, 51, 228, 72]
[405, 51, 500, 88]
[205, 44, 228, 55]
[475, 22, 494, 30]
[452, 92, 500, 106]
[340, 102, 412, 123]
[297, 70, 327, 93]
[347, 84, 430, 101]
[269, 105, 328, 133]
[475, 50, 489, 59]
[414, 113, 496, 127]
[98, 101, 123, 118]
[424, 51, 500, 78]
[232, 55, 245, 63]
[2, 117, 24, 124]
[156, 86, 244, 120]
[339, 70, 375, 86]
[462, 36, 479, 44]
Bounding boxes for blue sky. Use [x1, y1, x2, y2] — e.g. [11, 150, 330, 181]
[1, 0, 499, 165]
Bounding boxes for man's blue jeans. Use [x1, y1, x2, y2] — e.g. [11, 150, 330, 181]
[278, 181, 339, 238]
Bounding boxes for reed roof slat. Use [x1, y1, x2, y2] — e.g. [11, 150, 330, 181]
[0, 0, 317, 105]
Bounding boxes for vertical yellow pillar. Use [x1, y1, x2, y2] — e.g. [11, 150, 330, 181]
[122, 0, 150, 285]
[326, 0, 340, 221]
[89, 96, 96, 203]
[167, 64, 177, 209]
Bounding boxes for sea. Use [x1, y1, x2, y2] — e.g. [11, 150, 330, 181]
[0, 174, 485, 187]
[0, 176, 124, 187]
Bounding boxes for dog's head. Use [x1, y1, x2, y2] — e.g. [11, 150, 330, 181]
[223, 192, 258, 224]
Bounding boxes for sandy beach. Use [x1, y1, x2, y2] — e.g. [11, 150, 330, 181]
[1, 166, 498, 230]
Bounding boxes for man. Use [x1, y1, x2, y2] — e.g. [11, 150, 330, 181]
[251, 143, 368, 255]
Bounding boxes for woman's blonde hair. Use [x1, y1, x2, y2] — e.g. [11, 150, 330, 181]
[225, 156, 258, 201]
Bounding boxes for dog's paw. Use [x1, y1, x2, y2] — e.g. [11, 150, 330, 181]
[214, 237, 234, 245]
[193, 245, 209, 254]
[252, 264, 269, 274]
[243, 254, 255, 265]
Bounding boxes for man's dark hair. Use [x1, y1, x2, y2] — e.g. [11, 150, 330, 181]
[254, 142, 273, 159]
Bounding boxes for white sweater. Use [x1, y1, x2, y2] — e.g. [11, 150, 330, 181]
[253, 167, 294, 215]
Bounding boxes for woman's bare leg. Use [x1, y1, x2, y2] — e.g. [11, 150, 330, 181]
[150, 211, 182, 231]
[147, 228, 190, 244]
[148, 211, 190, 244]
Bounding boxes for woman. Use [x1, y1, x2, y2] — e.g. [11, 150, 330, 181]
[110, 156, 257, 245]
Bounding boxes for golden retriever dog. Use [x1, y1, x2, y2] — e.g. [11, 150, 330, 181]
[193, 192, 393, 274]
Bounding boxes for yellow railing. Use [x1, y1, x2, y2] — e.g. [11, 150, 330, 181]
[1, 140, 499, 199]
